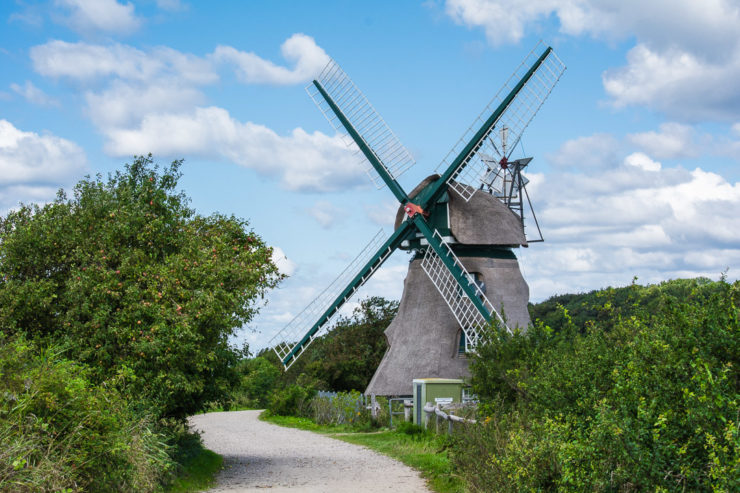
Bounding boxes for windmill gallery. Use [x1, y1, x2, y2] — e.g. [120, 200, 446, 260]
[270, 44, 566, 396]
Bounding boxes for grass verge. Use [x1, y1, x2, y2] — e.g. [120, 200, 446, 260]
[261, 412, 464, 493]
[166, 435, 223, 493]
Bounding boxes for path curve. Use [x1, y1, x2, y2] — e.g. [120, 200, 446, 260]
[188, 410, 431, 493]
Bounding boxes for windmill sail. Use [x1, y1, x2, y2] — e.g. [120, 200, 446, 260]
[307, 59, 416, 190]
[269, 225, 410, 369]
[436, 42, 565, 202]
[419, 229, 507, 348]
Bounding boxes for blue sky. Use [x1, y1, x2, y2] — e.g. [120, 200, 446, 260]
[2, 0, 739, 350]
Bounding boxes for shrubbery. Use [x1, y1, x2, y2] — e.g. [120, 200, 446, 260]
[0, 334, 174, 492]
[451, 278, 739, 491]
[266, 384, 317, 418]
[0, 156, 281, 420]
[227, 297, 397, 412]
[0, 156, 282, 490]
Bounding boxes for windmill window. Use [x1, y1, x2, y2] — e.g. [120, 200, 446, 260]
[458, 330, 467, 356]
[456, 272, 486, 301]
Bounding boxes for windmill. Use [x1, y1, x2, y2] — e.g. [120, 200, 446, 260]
[269, 43, 565, 395]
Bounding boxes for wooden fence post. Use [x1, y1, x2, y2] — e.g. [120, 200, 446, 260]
[370, 394, 377, 421]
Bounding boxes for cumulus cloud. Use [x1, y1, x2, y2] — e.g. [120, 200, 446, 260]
[213, 33, 329, 85]
[0, 119, 86, 211]
[103, 106, 361, 192]
[627, 123, 698, 159]
[445, 0, 560, 46]
[444, 0, 740, 122]
[10, 81, 59, 107]
[54, 0, 141, 34]
[522, 131, 740, 299]
[31, 40, 217, 84]
[29, 35, 359, 192]
[271, 246, 297, 276]
[307, 200, 344, 228]
[602, 45, 740, 121]
[548, 133, 619, 169]
[623, 152, 661, 172]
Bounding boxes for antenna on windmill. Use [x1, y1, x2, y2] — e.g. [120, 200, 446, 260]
[269, 43, 565, 396]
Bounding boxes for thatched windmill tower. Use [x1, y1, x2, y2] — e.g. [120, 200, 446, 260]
[269, 44, 565, 396]
[365, 175, 531, 395]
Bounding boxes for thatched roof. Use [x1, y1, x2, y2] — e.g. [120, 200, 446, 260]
[394, 175, 527, 246]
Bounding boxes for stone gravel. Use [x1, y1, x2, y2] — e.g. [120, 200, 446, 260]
[188, 410, 431, 493]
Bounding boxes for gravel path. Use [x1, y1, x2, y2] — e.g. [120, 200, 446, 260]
[188, 410, 431, 493]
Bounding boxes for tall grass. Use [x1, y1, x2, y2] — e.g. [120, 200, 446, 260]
[0, 335, 174, 492]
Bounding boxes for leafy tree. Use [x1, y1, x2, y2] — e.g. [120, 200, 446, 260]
[287, 296, 398, 392]
[240, 356, 281, 408]
[0, 156, 283, 419]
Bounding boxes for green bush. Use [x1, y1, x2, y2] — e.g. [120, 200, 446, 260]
[396, 421, 426, 438]
[451, 278, 739, 492]
[234, 356, 281, 409]
[311, 391, 369, 427]
[0, 156, 282, 420]
[0, 335, 174, 492]
[262, 297, 397, 394]
[266, 384, 316, 417]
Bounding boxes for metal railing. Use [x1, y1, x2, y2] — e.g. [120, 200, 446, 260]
[422, 402, 477, 434]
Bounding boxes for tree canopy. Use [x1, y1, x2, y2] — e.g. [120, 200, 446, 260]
[0, 156, 283, 419]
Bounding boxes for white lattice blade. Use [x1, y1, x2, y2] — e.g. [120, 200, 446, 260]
[437, 42, 565, 202]
[419, 230, 509, 349]
[269, 229, 393, 368]
[306, 58, 416, 189]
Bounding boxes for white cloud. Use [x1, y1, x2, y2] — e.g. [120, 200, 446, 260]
[271, 246, 297, 276]
[624, 152, 661, 172]
[548, 133, 618, 169]
[31, 41, 217, 84]
[85, 79, 205, 129]
[444, 0, 740, 122]
[212, 33, 329, 85]
[307, 200, 343, 228]
[29, 36, 358, 192]
[602, 44, 740, 121]
[523, 132, 740, 300]
[103, 106, 361, 192]
[445, 0, 564, 46]
[10, 81, 59, 107]
[627, 123, 697, 159]
[0, 120, 86, 211]
[54, 0, 141, 34]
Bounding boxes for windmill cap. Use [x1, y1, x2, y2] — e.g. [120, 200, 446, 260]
[395, 175, 527, 247]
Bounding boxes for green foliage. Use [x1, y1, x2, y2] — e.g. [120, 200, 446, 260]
[452, 278, 740, 492]
[166, 432, 222, 493]
[266, 384, 316, 417]
[0, 334, 174, 492]
[0, 156, 283, 419]
[396, 421, 426, 437]
[227, 296, 397, 410]
[234, 356, 281, 408]
[310, 391, 389, 429]
[273, 296, 398, 392]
